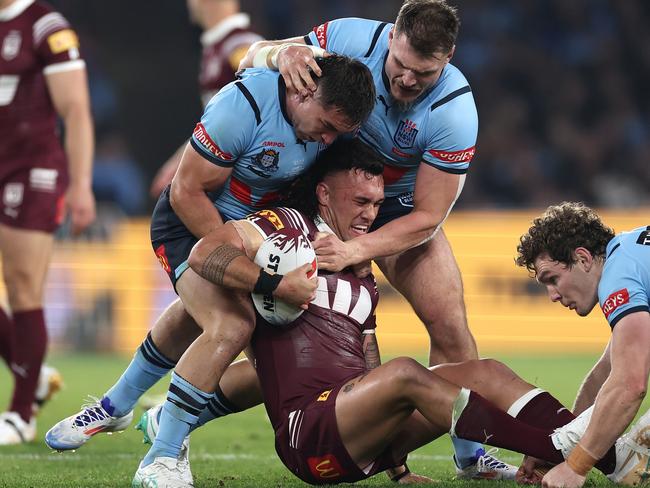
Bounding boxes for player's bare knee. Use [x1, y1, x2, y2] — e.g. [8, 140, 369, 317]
[3, 267, 42, 308]
[385, 357, 430, 391]
[202, 319, 255, 352]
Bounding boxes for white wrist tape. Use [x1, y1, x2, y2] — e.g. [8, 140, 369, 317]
[252, 43, 326, 69]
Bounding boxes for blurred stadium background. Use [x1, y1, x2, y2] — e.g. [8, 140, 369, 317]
[7, 0, 646, 359]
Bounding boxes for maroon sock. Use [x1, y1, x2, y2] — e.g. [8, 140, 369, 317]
[455, 391, 565, 464]
[515, 391, 617, 474]
[9, 309, 47, 421]
[0, 307, 14, 366]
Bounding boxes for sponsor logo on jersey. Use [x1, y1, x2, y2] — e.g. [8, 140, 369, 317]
[391, 146, 410, 158]
[393, 119, 419, 149]
[317, 389, 332, 402]
[314, 22, 329, 49]
[249, 209, 285, 231]
[3, 183, 23, 207]
[46, 29, 79, 55]
[154, 244, 171, 274]
[248, 149, 279, 178]
[29, 168, 58, 192]
[2, 30, 21, 61]
[307, 454, 345, 480]
[636, 227, 650, 246]
[262, 141, 285, 148]
[193, 123, 233, 161]
[428, 146, 476, 164]
[397, 191, 414, 207]
[601, 288, 630, 318]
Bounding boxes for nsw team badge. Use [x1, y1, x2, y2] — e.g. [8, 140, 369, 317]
[248, 149, 280, 178]
[393, 119, 419, 149]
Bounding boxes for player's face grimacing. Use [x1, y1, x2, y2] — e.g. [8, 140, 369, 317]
[318, 169, 384, 242]
[386, 31, 452, 105]
[291, 94, 359, 145]
[534, 252, 600, 316]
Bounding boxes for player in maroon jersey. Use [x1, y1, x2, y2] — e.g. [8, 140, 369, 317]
[182, 140, 647, 486]
[149, 0, 263, 198]
[0, 0, 95, 444]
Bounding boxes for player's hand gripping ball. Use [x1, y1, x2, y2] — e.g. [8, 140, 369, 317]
[252, 228, 317, 326]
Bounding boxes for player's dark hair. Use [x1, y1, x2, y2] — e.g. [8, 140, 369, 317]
[284, 139, 385, 220]
[315, 55, 375, 128]
[394, 0, 460, 56]
[516, 202, 615, 275]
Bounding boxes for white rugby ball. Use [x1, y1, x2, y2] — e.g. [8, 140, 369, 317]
[252, 228, 317, 326]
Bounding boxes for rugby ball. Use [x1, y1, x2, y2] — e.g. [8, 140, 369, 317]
[252, 228, 317, 326]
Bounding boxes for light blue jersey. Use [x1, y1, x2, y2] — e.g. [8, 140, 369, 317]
[305, 18, 478, 197]
[191, 69, 323, 220]
[598, 226, 650, 328]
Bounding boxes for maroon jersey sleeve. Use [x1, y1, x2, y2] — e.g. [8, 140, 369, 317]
[31, 4, 83, 70]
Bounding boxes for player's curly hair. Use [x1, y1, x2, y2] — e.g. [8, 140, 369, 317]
[283, 139, 385, 220]
[315, 55, 375, 128]
[395, 0, 460, 56]
[515, 202, 615, 275]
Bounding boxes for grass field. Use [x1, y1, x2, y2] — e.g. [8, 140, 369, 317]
[0, 353, 634, 487]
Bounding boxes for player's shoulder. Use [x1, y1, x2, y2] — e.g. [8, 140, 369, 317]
[245, 207, 315, 239]
[423, 64, 474, 111]
[310, 17, 392, 58]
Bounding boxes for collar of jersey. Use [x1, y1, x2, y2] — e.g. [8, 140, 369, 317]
[314, 215, 335, 235]
[201, 12, 251, 46]
[0, 0, 33, 21]
[277, 76, 292, 125]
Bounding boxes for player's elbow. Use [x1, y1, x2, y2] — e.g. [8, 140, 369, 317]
[621, 375, 648, 403]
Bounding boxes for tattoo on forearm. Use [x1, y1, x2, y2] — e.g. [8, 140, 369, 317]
[201, 244, 245, 285]
[364, 335, 381, 370]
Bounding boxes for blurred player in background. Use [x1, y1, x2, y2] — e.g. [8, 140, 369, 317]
[0, 0, 95, 445]
[516, 202, 650, 488]
[149, 0, 263, 198]
[239, 0, 514, 478]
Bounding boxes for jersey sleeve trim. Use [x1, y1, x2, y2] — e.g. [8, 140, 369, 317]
[33, 11, 69, 46]
[421, 160, 469, 174]
[189, 138, 235, 168]
[235, 82, 261, 125]
[303, 34, 313, 45]
[430, 86, 471, 112]
[364, 22, 388, 57]
[610, 306, 650, 328]
[43, 59, 85, 75]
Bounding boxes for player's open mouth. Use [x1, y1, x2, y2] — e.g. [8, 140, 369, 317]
[351, 225, 368, 234]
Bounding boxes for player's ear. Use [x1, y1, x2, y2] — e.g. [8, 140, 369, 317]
[315, 181, 330, 206]
[574, 247, 593, 271]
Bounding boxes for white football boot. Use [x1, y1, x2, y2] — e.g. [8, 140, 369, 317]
[135, 405, 193, 486]
[550, 405, 595, 458]
[45, 397, 133, 451]
[0, 412, 36, 445]
[34, 364, 64, 408]
[132, 457, 191, 488]
[455, 447, 518, 480]
[608, 409, 650, 485]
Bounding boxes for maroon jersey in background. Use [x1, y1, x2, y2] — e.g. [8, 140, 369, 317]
[198, 13, 262, 106]
[0, 0, 83, 164]
[246, 207, 379, 430]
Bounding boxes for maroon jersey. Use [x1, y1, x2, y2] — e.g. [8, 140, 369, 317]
[246, 207, 379, 431]
[0, 0, 84, 164]
[198, 13, 262, 106]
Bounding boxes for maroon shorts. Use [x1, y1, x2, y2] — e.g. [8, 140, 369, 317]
[0, 157, 68, 233]
[275, 384, 406, 485]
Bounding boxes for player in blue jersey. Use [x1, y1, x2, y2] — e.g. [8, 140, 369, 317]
[239, 0, 514, 478]
[45, 57, 376, 484]
[515, 202, 650, 488]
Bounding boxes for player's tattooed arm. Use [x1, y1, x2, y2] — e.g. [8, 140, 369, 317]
[200, 244, 246, 285]
[362, 331, 381, 371]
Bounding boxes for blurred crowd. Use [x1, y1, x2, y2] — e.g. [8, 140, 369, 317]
[51, 0, 650, 213]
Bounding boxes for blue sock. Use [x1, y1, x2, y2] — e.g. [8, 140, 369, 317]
[142, 372, 210, 467]
[452, 437, 484, 469]
[189, 386, 242, 433]
[103, 333, 176, 417]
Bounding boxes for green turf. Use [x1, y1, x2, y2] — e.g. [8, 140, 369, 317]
[0, 353, 625, 487]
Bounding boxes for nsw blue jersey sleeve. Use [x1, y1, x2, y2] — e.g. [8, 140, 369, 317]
[190, 81, 257, 167]
[421, 87, 478, 174]
[598, 227, 650, 328]
[305, 17, 389, 58]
